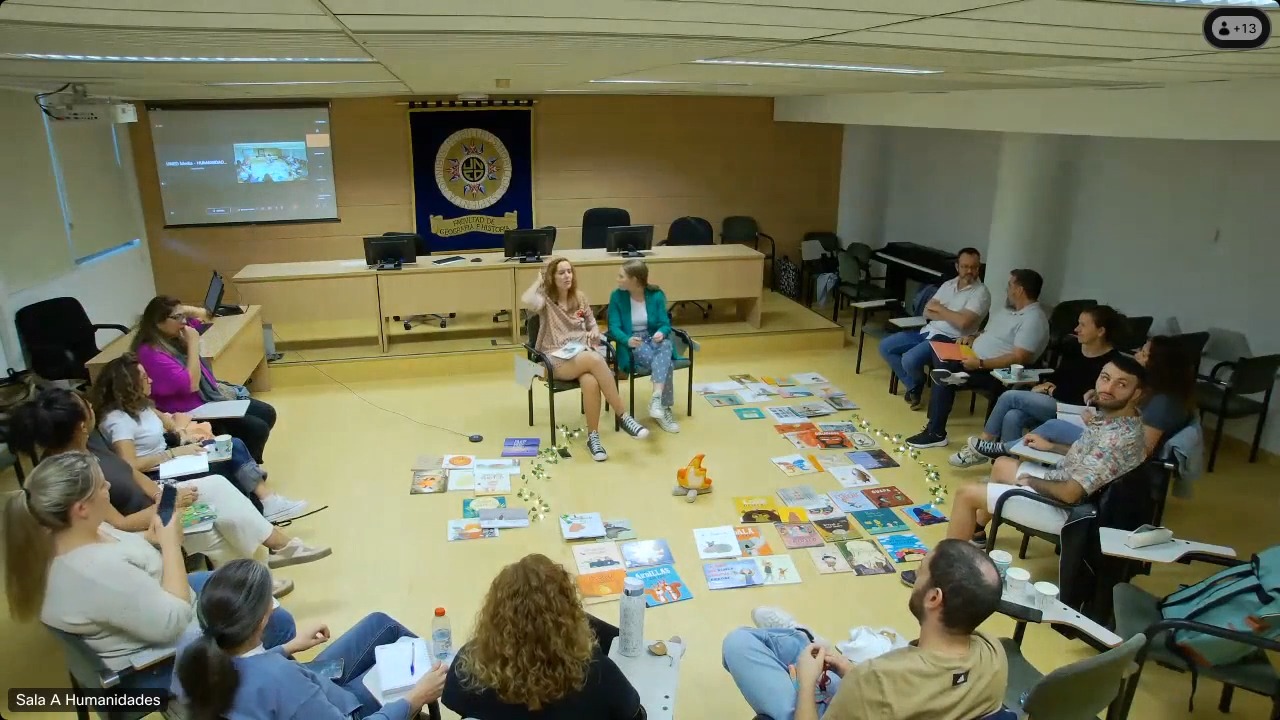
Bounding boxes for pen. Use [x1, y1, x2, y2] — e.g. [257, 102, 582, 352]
[410, 642, 416, 676]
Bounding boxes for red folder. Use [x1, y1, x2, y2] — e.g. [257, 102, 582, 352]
[930, 341, 976, 362]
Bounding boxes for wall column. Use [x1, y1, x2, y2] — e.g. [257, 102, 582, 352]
[836, 124, 888, 248]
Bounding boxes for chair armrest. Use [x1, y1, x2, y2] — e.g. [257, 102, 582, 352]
[1177, 551, 1246, 569]
[92, 323, 130, 336]
[522, 343, 556, 380]
[1138, 618, 1280, 661]
[1208, 360, 1236, 383]
[757, 232, 775, 257]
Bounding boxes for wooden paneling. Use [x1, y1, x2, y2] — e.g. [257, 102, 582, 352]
[132, 95, 840, 301]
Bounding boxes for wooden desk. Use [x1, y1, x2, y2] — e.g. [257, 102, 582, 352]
[234, 260, 381, 345]
[377, 255, 516, 347]
[85, 306, 270, 391]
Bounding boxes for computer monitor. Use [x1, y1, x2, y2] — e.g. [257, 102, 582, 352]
[605, 224, 654, 257]
[363, 235, 415, 269]
[503, 228, 555, 263]
[202, 271, 224, 316]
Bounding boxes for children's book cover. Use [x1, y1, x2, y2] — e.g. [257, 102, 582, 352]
[473, 472, 512, 496]
[734, 496, 781, 523]
[905, 504, 949, 527]
[862, 486, 913, 508]
[775, 485, 821, 506]
[814, 451, 853, 468]
[474, 458, 520, 473]
[835, 540, 896, 576]
[830, 464, 879, 489]
[704, 392, 745, 407]
[779, 387, 814, 399]
[693, 526, 742, 560]
[846, 449, 900, 469]
[703, 559, 764, 590]
[809, 384, 845, 398]
[773, 422, 819, 435]
[765, 406, 804, 423]
[792, 401, 837, 418]
[825, 395, 860, 410]
[755, 555, 802, 585]
[801, 495, 843, 521]
[412, 455, 443, 470]
[572, 542, 625, 575]
[878, 533, 930, 563]
[852, 509, 908, 535]
[479, 507, 529, 529]
[442, 455, 476, 471]
[602, 518, 637, 541]
[734, 407, 767, 420]
[816, 421, 859, 433]
[771, 454, 822, 476]
[761, 375, 797, 387]
[577, 569, 626, 601]
[620, 539, 675, 569]
[792, 372, 829, 385]
[627, 565, 692, 607]
[775, 505, 811, 523]
[782, 430, 821, 450]
[447, 519, 499, 541]
[729, 373, 758, 385]
[409, 470, 447, 494]
[847, 432, 878, 450]
[829, 488, 876, 513]
[462, 496, 506, 518]
[446, 470, 475, 491]
[693, 381, 744, 395]
[814, 431, 854, 449]
[501, 437, 540, 457]
[809, 546, 854, 574]
[775, 522, 824, 549]
[812, 516, 862, 543]
[738, 383, 780, 403]
[559, 513, 607, 541]
[734, 525, 775, 556]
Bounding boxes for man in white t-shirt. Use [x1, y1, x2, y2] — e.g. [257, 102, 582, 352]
[878, 248, 990, 410]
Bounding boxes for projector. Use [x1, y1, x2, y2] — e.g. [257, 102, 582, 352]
[45, 101, 138, 123]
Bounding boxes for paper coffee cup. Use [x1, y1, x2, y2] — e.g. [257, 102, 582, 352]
[1005, 567, 1030, 596]
[989, 550, 1013, 579]
[214, 434, 233, 454]
[1033, 581, 1059, 609]
[1010, 364, 1024, 380]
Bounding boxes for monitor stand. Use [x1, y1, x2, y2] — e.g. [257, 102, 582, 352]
[619, 248, 648, 258]
[519, 253, 543, 264]
[374, 260, 403, 271]
[213, 304, 244, 317]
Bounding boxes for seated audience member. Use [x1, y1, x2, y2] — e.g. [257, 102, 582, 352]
[2, 452, 297, 690]
[175, 559, 444, 720]
[950, 305, 1122, 467]
[443, 553, 643, 719]
[9, 388, 328, 578]
[906, 270, 1050, 449]
[608, 259, 683, 434]
[945, 356, 1148, 549]
[878, 248, 990, 410]
[723, 539, 1005, 720]
[522, 257, 650, 462]
[92, 353, 307, 522]
[132, 296, 277, 464]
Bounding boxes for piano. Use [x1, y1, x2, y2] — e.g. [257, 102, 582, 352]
[873, 242, 962, 300]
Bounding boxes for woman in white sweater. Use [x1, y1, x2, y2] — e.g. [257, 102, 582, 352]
[1, 452, 297, 689]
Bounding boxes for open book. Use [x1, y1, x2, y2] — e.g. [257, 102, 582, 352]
[550, 342, 587, 360]
[159, 453, 209, 480]
[1056, 403, 1090, 429]
[189, 400, 250, 420]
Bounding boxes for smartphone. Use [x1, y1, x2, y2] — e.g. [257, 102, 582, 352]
[302, 658, 344, 679]
[157, 484, 177, 526]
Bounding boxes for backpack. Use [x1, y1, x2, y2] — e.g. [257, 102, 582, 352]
[1158, 545, 1280, 668]
[776, 255, 800, 300]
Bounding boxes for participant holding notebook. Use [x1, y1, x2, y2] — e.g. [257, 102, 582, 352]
[522, 257, 650, 462]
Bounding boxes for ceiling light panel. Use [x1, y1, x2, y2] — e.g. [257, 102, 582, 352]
[0, 2, 338, 30]
[692, 58, 941, 74]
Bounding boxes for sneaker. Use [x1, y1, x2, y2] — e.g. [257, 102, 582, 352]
[272, 577, 294, 599]
[949, 444, 987, 468]
[655, 407, 681, 434]
[906, 429, 948, 449]
[751, 605, 801, 630]
[930, 369, 969, 386]
[618, 413, 650, 439]
[262, 495, 308, 523]
[587, 431, 608, 462]
[648, 395, 665, 420]
[267, 538, 332, 569]
[968, 436, 1008, 459]
[900, 570, 917, 587]
[904, 390, 923, 411]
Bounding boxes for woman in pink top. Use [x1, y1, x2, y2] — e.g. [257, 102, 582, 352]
[131, 296, 277, 464]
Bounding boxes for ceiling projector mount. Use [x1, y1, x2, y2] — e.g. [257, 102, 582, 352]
[36, 82, 138, 123]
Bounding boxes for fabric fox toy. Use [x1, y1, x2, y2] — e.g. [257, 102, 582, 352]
[673, 454, 713, 503]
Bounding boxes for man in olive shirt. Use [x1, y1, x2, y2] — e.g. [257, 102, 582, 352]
[722, 540, 1006, 720]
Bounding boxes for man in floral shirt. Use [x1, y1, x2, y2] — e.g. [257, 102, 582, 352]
[941, 354, 1148, 549]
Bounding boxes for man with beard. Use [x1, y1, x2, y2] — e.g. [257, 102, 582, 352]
[936, 355, 1148, 552]
[906, 269, 1050, 449]
[721, 540, 1005, 720]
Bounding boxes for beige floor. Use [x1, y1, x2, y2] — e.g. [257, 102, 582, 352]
[1, 331, 1275, 719]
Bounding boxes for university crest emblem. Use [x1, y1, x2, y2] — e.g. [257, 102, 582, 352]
[434, 128, 512, 210]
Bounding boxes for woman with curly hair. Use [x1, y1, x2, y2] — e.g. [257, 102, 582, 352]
[443, 553, 644, 719]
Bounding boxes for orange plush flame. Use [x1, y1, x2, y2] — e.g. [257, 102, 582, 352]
[677, 454, 712, 490]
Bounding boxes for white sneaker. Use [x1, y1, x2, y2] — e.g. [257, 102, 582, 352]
[948, 444, 988, 468]
[752, 606, 801, 630]
[267, 537, 332, 569]
[930, 369, 970, 386]
[587, 431, 608, 462]
[648, 395, 665, 420]
[272, 576, 294, 598]
[656, 407, 681, 434]
[262, 494, 308, 522]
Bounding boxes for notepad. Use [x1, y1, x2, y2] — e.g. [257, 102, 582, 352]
[189, 400, 250, 420]
[1008, 440, 1064, 467]
[550, 342, 587, 360]
[373, 637, 431, 695]
[159, 454, 210, 480]
[930, 341, 976, 362]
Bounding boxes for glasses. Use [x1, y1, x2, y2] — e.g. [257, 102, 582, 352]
[167, 313, 186, 321]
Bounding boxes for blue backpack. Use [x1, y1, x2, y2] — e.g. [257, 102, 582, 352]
[1158, 545, 1280, 667]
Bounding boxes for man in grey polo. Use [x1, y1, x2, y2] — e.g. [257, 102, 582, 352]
[907, 269, 1050, 449]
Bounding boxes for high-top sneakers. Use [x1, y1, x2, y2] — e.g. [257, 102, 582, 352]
[586, 431, 608, 462]
[617, 413, 650, 439]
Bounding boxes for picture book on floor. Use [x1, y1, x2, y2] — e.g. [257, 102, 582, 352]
[572, 542, 625, 574]
[815, 451, 853, 468]
[462, 496, 506, 518]
[602, 518, 637, 541]
[863, 486, 913, 508]
[766, 406, 804, 423]
[905, 504, 949, 526]
[738, 383, 780, 402]
[478, 507, 529, 529]
[620, 539, 675, 569]
[694, 381, 743, 395]
[734, 526, 774, 556]
[814, 431, 854, 449]
[878, 533, 930, 563]
[847, 432, 878, 449]
[825, 395, 860, 411]
[442, 455, 476, 471]
[577, 569, 626, 602]
[693, 526, 742, 560]
[773, 422, 818, 435]
[501, 437, 541, 457]
[560, 513, 607, 541]
[776, 484, 821, 506]
[412, 455, 443, 470]
[835, 539, 896, 576]
[846, 449, 900, 469]
[474, 458, 520, 473]
[852, 509, 908, 535]
[409, 470, 447, 494]
[729, 373, 758, 385]
[782, 430, 821, 450]
[775, 505, 811, 523]
[779, 387, 814, 399]
[627, 565, 692, 607]
[808, 546, 854, 574]
[830, 464, 879, 489]
[756, 555, 802, 585]
[704, 392, 744, 407]
[473, 472, 512, 496]
[792, 401, 837, 418]
[734, 496, 781, 523]
[445, 470, 475, 491]
[812, 516, 861, 543]
[734, 407, 767, 420]
[801, 495, 843, 521]
[809, 384, 844, 398]
[447, 519, 499, 542]
[816, 421, 858, 433]
[775, 522, 824, 549]
[829, 488, 877, 513]
[771, 454, 823, 477]
[792, 372, 829, 385]
[761, 375, 797, 387]
[704, 559, 765, 589]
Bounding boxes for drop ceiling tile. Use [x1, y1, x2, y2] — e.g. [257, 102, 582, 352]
[987, 63, 1274, 82]
[824, 29, 1194, 59]
[954, 0, 1233, 35]
[341, 15, 877, 38]
[6, 0, 323, 12]
[741, 42, 1111, 72]
[872, 17, 1210, 51]
[0, 7, 339, 29]
[0, 25, 367, 57]
[645, 0, 1019, 13]
[0, 59, 397, 84]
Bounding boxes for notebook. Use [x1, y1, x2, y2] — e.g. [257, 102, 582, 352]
[158, 454, 210, 481]
[188, 400, 250, 420]
[372, 637, 432, 695]
[929, 341, 976, 362]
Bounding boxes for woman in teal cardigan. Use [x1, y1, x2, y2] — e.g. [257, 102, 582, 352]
[608, 260, 681, 433]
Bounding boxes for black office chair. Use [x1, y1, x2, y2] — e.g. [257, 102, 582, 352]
[523, 315, 617, 445]
[833, 241, 891, 324]
[1116, 315, 1153, 353]
[1043, 299, 1097, 366]
[582, 207, 630, 250]
[1196, 352, 1280, 472]
[1171, 330, 1211, 361]
[664, 216, 715, 318]
[0, 421, 26, 488]
[381, 231, 455, 330]
[721, 216, 775, 289]
[494, 227, 558, 324]
[15, 297, 129, 383]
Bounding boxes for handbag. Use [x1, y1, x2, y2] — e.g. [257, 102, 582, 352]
[0, 369, 42, 414]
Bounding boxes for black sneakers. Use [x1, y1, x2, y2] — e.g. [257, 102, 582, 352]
[906, 429, 948, 449]
[587, 431, 608, 462]
[618, 413, 650, 439]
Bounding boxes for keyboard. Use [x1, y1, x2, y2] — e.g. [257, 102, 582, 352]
[432, 256, 466, 265]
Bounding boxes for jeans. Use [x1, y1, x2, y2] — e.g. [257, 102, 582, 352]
[211, 397, 276, 464]
[984, 390, 1059, 443]
[878, 331, 941, 395]
[722, 627, 841, 720]
[630, 331, 675, 408]
[311, 612, 418, 718]
[926, 362, 1004, 437]
[117, 571, 297, 691]
[1032, 418, 1084, 446]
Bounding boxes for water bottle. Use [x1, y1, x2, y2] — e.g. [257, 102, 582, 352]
[431, 607, 452, 662]
[619, 577, 646, 657]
